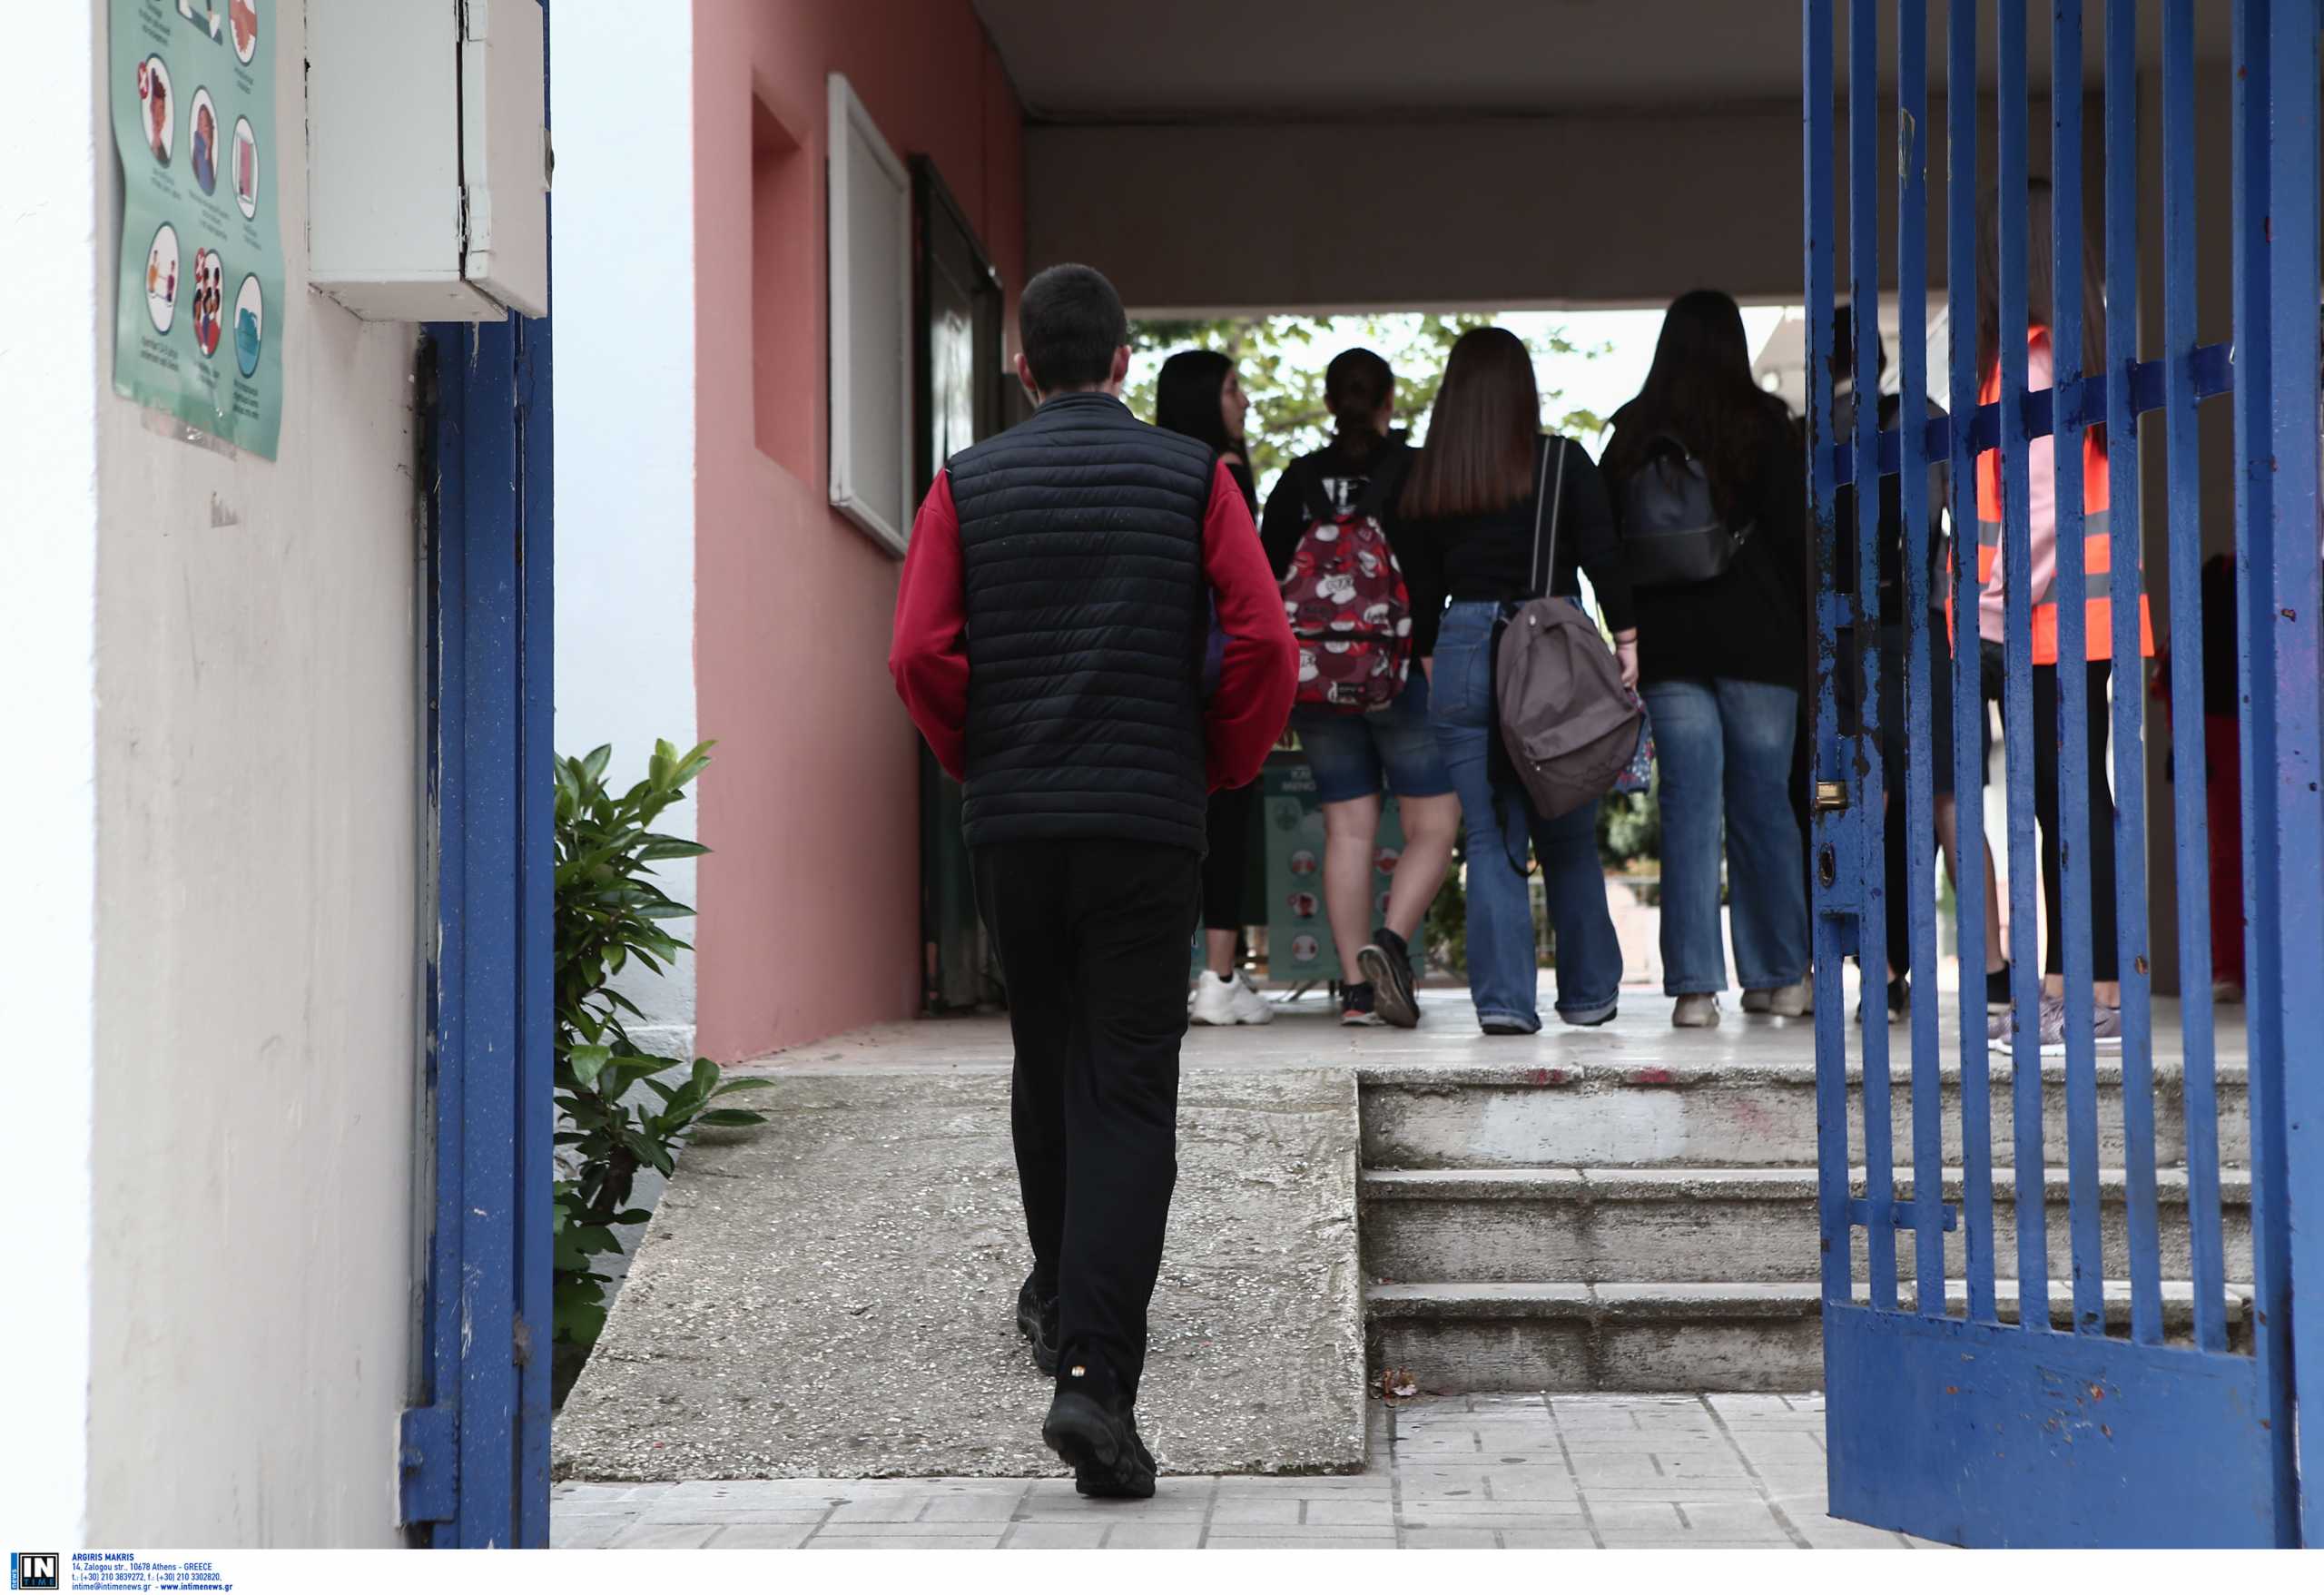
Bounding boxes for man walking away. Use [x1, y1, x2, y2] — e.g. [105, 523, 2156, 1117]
[890, 263, 1296, 1499]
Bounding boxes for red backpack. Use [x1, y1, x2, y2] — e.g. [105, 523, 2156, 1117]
[1279, 460, 1414, 713]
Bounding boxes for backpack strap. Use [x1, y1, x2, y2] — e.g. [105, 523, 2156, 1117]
[1526, 435, 1570, 600]
[1353, 441, 1414, 520]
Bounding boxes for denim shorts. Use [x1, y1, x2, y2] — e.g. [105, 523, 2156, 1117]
[1290, 669, 1455, 805]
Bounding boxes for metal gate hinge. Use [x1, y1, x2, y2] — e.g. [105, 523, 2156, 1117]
[399, 1404, 458, 1525]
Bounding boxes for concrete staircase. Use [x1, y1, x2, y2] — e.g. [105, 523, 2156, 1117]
[1358, 1055, 2253, 1392]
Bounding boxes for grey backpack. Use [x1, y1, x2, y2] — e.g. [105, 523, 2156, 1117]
[1494, 438, 1647, 822]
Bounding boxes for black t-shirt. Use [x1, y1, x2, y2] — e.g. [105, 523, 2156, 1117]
[1606, 417, 1810, 690]
[1835, 388, 1950, 620]
[1388, 435, 1638, 659]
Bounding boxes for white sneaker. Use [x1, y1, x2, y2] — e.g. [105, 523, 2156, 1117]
[1672, 994, 1722, 1029]
[1743, 981, 1813, 1019]
[1190, 970, 1273, 1026]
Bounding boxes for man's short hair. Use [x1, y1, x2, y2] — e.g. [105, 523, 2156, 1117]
[1019, 264, 1128, 392]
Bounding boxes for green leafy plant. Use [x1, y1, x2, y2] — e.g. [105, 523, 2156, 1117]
[553, 739, 773, 1395]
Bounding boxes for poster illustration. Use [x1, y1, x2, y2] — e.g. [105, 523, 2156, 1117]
[110, 0, 283, 457]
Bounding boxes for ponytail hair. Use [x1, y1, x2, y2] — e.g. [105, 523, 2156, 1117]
[1325, 347, 1394, 462]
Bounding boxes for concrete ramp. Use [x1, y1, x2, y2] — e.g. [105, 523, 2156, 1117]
[553, 1068, 1365, 1480]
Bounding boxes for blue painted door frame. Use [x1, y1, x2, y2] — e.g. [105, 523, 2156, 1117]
[1803, 0, 2319, 1547]
[401, 309, 556, 1549]
[399, 1, 556, 1549]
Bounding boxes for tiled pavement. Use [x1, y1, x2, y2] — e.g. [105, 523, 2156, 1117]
[554, 1393, 1941, 1550]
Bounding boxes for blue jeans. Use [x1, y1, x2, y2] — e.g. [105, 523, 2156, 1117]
[1291, 669, 1455, 803]
[1428, 602, 1624, 1030]
[1639, 676, 1808, 995]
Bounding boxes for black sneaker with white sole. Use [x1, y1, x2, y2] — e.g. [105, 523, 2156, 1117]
[1357, 928, 1420, 1029]
[1340, 981, 1384, 1027]
[1041, 1387, 1157, 1500]
[1016, 1274, 1059, 1375]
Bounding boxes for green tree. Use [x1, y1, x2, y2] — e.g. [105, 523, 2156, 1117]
[1128, 313, 1611, 499]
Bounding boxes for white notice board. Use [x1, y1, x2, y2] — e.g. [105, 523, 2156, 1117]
[826, 74, 912, 556]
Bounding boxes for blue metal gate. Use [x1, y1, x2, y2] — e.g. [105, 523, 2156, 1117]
[1804, 0, 2320, 1546]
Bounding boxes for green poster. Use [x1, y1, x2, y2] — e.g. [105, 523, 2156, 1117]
[1259, 754, 1408, 987]
[111, 0, 283, 458]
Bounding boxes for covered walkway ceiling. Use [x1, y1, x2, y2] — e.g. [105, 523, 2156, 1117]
[974, 0, 2230, 123]
[978, 1, 2236, 315]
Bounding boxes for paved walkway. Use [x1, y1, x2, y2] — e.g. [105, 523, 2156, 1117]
[554, 1393, 1940, 1550]
[748, 979, 2235, 1078]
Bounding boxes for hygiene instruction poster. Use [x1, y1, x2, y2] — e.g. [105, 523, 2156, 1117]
[111, 0, 283, 458]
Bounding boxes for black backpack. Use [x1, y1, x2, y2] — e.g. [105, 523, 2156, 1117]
[1620, 432, 1754, 588]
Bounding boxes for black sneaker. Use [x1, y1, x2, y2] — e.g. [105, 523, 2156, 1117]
[1340, 982, 1385, 1027]
[1016, 1274, 1059, 1376]
[1041, 1385, 1157, 1500]
[1357, 928, 1420, 1029]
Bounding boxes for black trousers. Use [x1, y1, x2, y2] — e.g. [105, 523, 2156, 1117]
[1201, 783, 1257, 932]
[973, 838, 1202, 1403]
[1980, 644, 2122, 981]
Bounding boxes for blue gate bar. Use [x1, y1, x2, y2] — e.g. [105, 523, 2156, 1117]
[2047, 0, 2105, 1337]
[513, 308, 555, 1549]
[1996, 0, 2053, 1324]
[2268, 0, 2324, 1543]
[2230, 0, 2303, 1523]
[2105, 0, 2164, 1349]
[2256, 0, 2322, 1540]
[1850, 0, 1897, 1313]
[1946, 0, 1997, 1326]
[2162, 0, 2229, 1354]
[1804, 0, 1852, 1320]
[1837, 348, 2234, 481]
[1896, 0, 1945, 1303]
[2230, 0, 2277, 1386]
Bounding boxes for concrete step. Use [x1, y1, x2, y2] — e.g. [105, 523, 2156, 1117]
[1360, 1166, 2255, 1285]
[1367, 1279, 2253, 1393]
[1357, 1059, 2250, 1170]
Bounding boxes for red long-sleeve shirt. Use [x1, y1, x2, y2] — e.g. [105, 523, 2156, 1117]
[890, 457, 1296, 794]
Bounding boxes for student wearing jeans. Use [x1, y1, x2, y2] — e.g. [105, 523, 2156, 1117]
[1396, 329, 1639, 1035]
[1261, 349, 1461, 1028]
[1603, 290, 1811, 1029]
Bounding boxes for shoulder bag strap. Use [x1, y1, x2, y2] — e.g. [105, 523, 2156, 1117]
[1527, 434, 1570, 600]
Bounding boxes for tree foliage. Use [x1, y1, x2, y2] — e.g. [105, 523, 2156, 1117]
[1127, 313, 1612, 497]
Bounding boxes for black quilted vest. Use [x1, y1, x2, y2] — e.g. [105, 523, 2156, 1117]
[947, 391, 1215, 852]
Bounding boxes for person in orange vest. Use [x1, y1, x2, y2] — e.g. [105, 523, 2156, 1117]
[1965, 179, 2155, 1054]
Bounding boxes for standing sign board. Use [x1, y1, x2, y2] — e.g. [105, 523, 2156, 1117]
[110, 0, 284, 458]
[1260, 754, 1409, 987]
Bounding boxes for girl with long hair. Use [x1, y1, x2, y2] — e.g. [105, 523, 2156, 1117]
[1156, 348, 1271, 1026]
[1258, 349, 1460, 1028]
[1969, 178, 2152, 1051]
[1602, 289, 1810, 1029]
[1398, 327, 1639, 1034]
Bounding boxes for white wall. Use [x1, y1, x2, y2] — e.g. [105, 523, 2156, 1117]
[5, 0, 102, 1550]
[82, 0, 422, 1545]
[551, 2, 700, 1056]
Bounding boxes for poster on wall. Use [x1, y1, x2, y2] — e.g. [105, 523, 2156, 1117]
[110, 0, 283, 458]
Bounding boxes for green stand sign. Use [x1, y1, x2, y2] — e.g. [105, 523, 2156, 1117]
[110, 0, 284, 458]
[1259, 754, 1409, 988]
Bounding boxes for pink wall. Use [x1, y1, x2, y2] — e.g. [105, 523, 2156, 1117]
[690, 0, 1025, 1061]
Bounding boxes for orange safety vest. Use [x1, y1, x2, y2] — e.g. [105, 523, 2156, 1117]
[1956, 327, 2155, 665]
